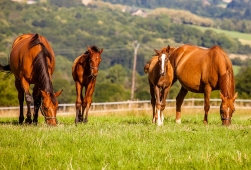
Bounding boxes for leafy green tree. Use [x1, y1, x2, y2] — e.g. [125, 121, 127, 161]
[235, 60, 251, 99]
[93, 83, 130, 102]
[0, 73, 18, 106]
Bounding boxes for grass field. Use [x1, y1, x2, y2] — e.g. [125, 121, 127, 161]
[0, 109, 251, 170]
[233, 65, 241, 76]
[189, 25, 251, 47]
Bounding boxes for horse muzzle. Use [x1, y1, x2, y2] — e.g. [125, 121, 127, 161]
[221, 116, 231, 126]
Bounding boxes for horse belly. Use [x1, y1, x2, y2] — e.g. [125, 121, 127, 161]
[176, 64, 203, 92]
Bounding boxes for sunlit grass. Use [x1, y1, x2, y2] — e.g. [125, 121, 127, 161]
[189, 25, 251, 41]
[0, 110, 251, 169]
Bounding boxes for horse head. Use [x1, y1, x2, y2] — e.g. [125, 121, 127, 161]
[220, 92, 238, 126]
[87, 46, 103, 78]
[154, 45, 171, 76]
[40, 90, 63, 126]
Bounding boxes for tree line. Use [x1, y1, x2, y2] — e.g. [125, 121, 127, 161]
[102, 0, 251, 33]
[0, 0, 251, 106]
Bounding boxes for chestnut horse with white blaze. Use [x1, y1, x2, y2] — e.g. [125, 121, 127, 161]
[0, 34, 62, 125]
[72, 46, 103, 124]
[169, 44, 237, 126]
[144, 46, 174, 126]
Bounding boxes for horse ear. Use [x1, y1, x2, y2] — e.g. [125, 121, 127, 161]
[41, 90, 50, 99]
[154, 49, 159, 55]
[54, 89, 63, 98]
[167, 45, 170, 53]
[87, 46, 92, 53]
[99, 48, 103, 54]
[232, 92, 238, 101]
[220, 92, 226, 100]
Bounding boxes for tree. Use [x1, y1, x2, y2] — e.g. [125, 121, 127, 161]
[0, 73, 18, 106]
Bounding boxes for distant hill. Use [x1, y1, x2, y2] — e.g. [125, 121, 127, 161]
[102, 0, 250, 19]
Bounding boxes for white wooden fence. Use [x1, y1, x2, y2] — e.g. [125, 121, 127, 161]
[0, 98, 251, 116]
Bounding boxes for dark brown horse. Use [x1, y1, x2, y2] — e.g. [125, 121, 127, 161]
[0, 34, 62, 125]
[72, 46, 103, 124]
[169, 44, 237, 126]
[144, 45, 174, 126]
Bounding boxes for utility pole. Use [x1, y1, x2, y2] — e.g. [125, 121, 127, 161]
[131, 41, 140, 101]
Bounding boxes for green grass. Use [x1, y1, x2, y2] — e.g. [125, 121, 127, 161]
[189, 25, 251, 41]
[0, 110, 251, 170]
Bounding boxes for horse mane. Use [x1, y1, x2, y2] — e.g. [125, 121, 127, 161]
[29, 34, 52, 63]
[84, 45, 100, 54]
[219, 48, 235, 99]
[30, 34, 56, 104]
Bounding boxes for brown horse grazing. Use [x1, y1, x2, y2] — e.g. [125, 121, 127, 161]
[72, 46, 103, 124]
[0, 34, 62, 125]
[144, 45, 174, 126]
[169, 44, 238, 126]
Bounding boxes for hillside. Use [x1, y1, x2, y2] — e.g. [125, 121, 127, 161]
[0, 0, 251, 105]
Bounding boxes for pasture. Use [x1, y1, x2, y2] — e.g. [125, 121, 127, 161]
[0, 109, 251, 170]
[190, 25, 251, 46]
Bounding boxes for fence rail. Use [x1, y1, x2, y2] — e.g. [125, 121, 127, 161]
[1, 98, 251, 116]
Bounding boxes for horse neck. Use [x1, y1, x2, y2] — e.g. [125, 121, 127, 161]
[219, 69, 235, 99]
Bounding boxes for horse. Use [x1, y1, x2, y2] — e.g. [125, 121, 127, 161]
[72, 46, 103, 124]
[0, 33, 62, 126]
[169, 44, 238, 126]
[144, 45, 174, 126]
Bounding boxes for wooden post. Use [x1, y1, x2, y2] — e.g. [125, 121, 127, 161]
[131, 41, 140, 101]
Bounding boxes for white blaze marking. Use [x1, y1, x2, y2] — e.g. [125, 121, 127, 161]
[161, 54, 166, 74]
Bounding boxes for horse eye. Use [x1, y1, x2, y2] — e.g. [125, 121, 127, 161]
[89, 59, 92, 63]
[220, 109, 224, 114]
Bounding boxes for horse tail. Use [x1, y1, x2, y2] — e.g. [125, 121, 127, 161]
[144, 62, 150, 74]
[0, 64, 11, 72]
[29, 33, 52, 62]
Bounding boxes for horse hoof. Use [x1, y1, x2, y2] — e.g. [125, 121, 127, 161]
[203, 120, 208, 125]
[79, 118, 83, 122]
[157, 122, 163, 126]
[19, 116, 24, 124]
[176, 119, 181, 124]
[25, 118, 32, 124]
[33, 119, 38, 125]
[83, 119, 88, 123]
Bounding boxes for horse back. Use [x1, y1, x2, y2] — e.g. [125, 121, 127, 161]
[170, 44, 231, 91]
[10, 34, 55, 81]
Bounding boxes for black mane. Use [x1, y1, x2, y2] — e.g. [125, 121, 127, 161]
[29, 34, 56, 104]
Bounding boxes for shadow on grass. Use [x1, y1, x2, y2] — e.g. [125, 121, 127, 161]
[120, 117, 151, 125]
[0, 119, 20, 125]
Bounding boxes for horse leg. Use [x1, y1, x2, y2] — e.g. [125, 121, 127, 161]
[32, 85, 41, 125]
[79, 87, 84, 122]
[20, 78, 32, 124]
[154, 86, 162, 126]
[160, 87, 171, 125]
[149, 83, 156, 123]
[75, 81, 82, 124]
[176, 86, 188, 124]
[203, 85, 212, 124]
[15, 79, 24, 124]
[83, 83, 95, 123]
